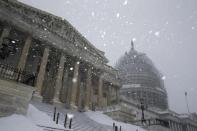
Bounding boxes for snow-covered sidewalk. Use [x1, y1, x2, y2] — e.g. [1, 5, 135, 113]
[0, 104, 66, 131]
[85, 111, 147, 131]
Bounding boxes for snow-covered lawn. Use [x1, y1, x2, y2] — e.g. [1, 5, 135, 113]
[0, 104, 65, 131]
[0, 114, 43, 131]
[85, 111, 147, 131]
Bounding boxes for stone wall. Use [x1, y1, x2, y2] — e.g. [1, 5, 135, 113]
[0, 79, 34, 117]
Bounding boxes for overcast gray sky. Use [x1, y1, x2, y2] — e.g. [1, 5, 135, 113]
[19, 0, 197, 113]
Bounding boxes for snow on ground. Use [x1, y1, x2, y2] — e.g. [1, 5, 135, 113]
[27, 104, 65, 129]
[0, 114, 43, 131]
[0, 104, 65, 131]
[85, 111, 147, 131]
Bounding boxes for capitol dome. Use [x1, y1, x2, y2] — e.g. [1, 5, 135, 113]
[116, 41, 168, 110]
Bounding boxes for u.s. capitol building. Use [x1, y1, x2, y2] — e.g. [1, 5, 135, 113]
[105, 41, 197, 131]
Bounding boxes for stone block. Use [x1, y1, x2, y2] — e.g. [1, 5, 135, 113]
[0, 79, 34, 117]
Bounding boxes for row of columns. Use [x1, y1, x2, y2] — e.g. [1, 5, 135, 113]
[168, 120, 197, 131]
[0, 24, 116, 111]
[171, 121, 182, 131]
[186, 124, 197, 131]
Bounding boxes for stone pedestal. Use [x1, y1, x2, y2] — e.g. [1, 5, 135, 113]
[0, 79, 34, 117]
[84, 67, 92, 111]
[31, 91, 43, 103]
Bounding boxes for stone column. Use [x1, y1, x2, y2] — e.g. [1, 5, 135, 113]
[97, 76, 103, 107]
[107, 86, 112, 106]
[188, 125, 191, 131]
[169, 120, 172, 131]
[172, 122, 175, 131]
[54, 53, 65, 102]
[115, 87, 119, 104]
[70, 61, 80, 109]
[35, 47, 49, 94]
[17, 36, 32, 71]
[0, 26, 11, 46]
[186, 124, 189, 131]
[84, 67, 92, 111]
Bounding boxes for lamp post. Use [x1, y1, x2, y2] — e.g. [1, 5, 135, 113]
[185, 92, 190, 114]
[139, 98, 147, 125]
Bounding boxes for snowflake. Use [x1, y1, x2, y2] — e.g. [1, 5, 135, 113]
[84, 46, 87, 50]
[65, 1, 70, 4]
[72, 78, 77, 83]
[101, 31, 106, 38]
[154, 31, 160, 37]
[91, 12, 95, 17]
[148, 30, 153, 34]
[132, 38, 137, 42]
[162, 76, 166, 80]
[123, 0, 128, 6]
[70, 67, 73, 71]
[116, 13, 120, 18]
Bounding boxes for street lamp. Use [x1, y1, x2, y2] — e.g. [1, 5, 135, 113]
[185, 92, 190, 114]
[139, 98, 147, 125]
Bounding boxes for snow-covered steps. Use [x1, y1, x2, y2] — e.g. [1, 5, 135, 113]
[37, 125, 72, 131]
[31, 101, 147, 131]
[31, 101, 113, 131]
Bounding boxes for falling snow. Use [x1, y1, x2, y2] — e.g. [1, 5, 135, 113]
[123, 0, 128, 6]
[18, 0, 197, 115]
[154, 31, 160, 37]
[132, 38, 136, 42]
[148, 30, 153, 34]
[72, 78, 77, 83]
[162, 76, 166, 80]
[91, 11, 95, 17]
[116, 13, 120, 18]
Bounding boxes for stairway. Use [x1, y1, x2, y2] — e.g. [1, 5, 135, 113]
[31, 101, 113, 131]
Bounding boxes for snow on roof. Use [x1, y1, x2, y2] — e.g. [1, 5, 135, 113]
[85, 111, 147, 131]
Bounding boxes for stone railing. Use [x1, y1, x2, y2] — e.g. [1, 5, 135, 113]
[0, 79, 34, 117]
[0, 63, 36, 86]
